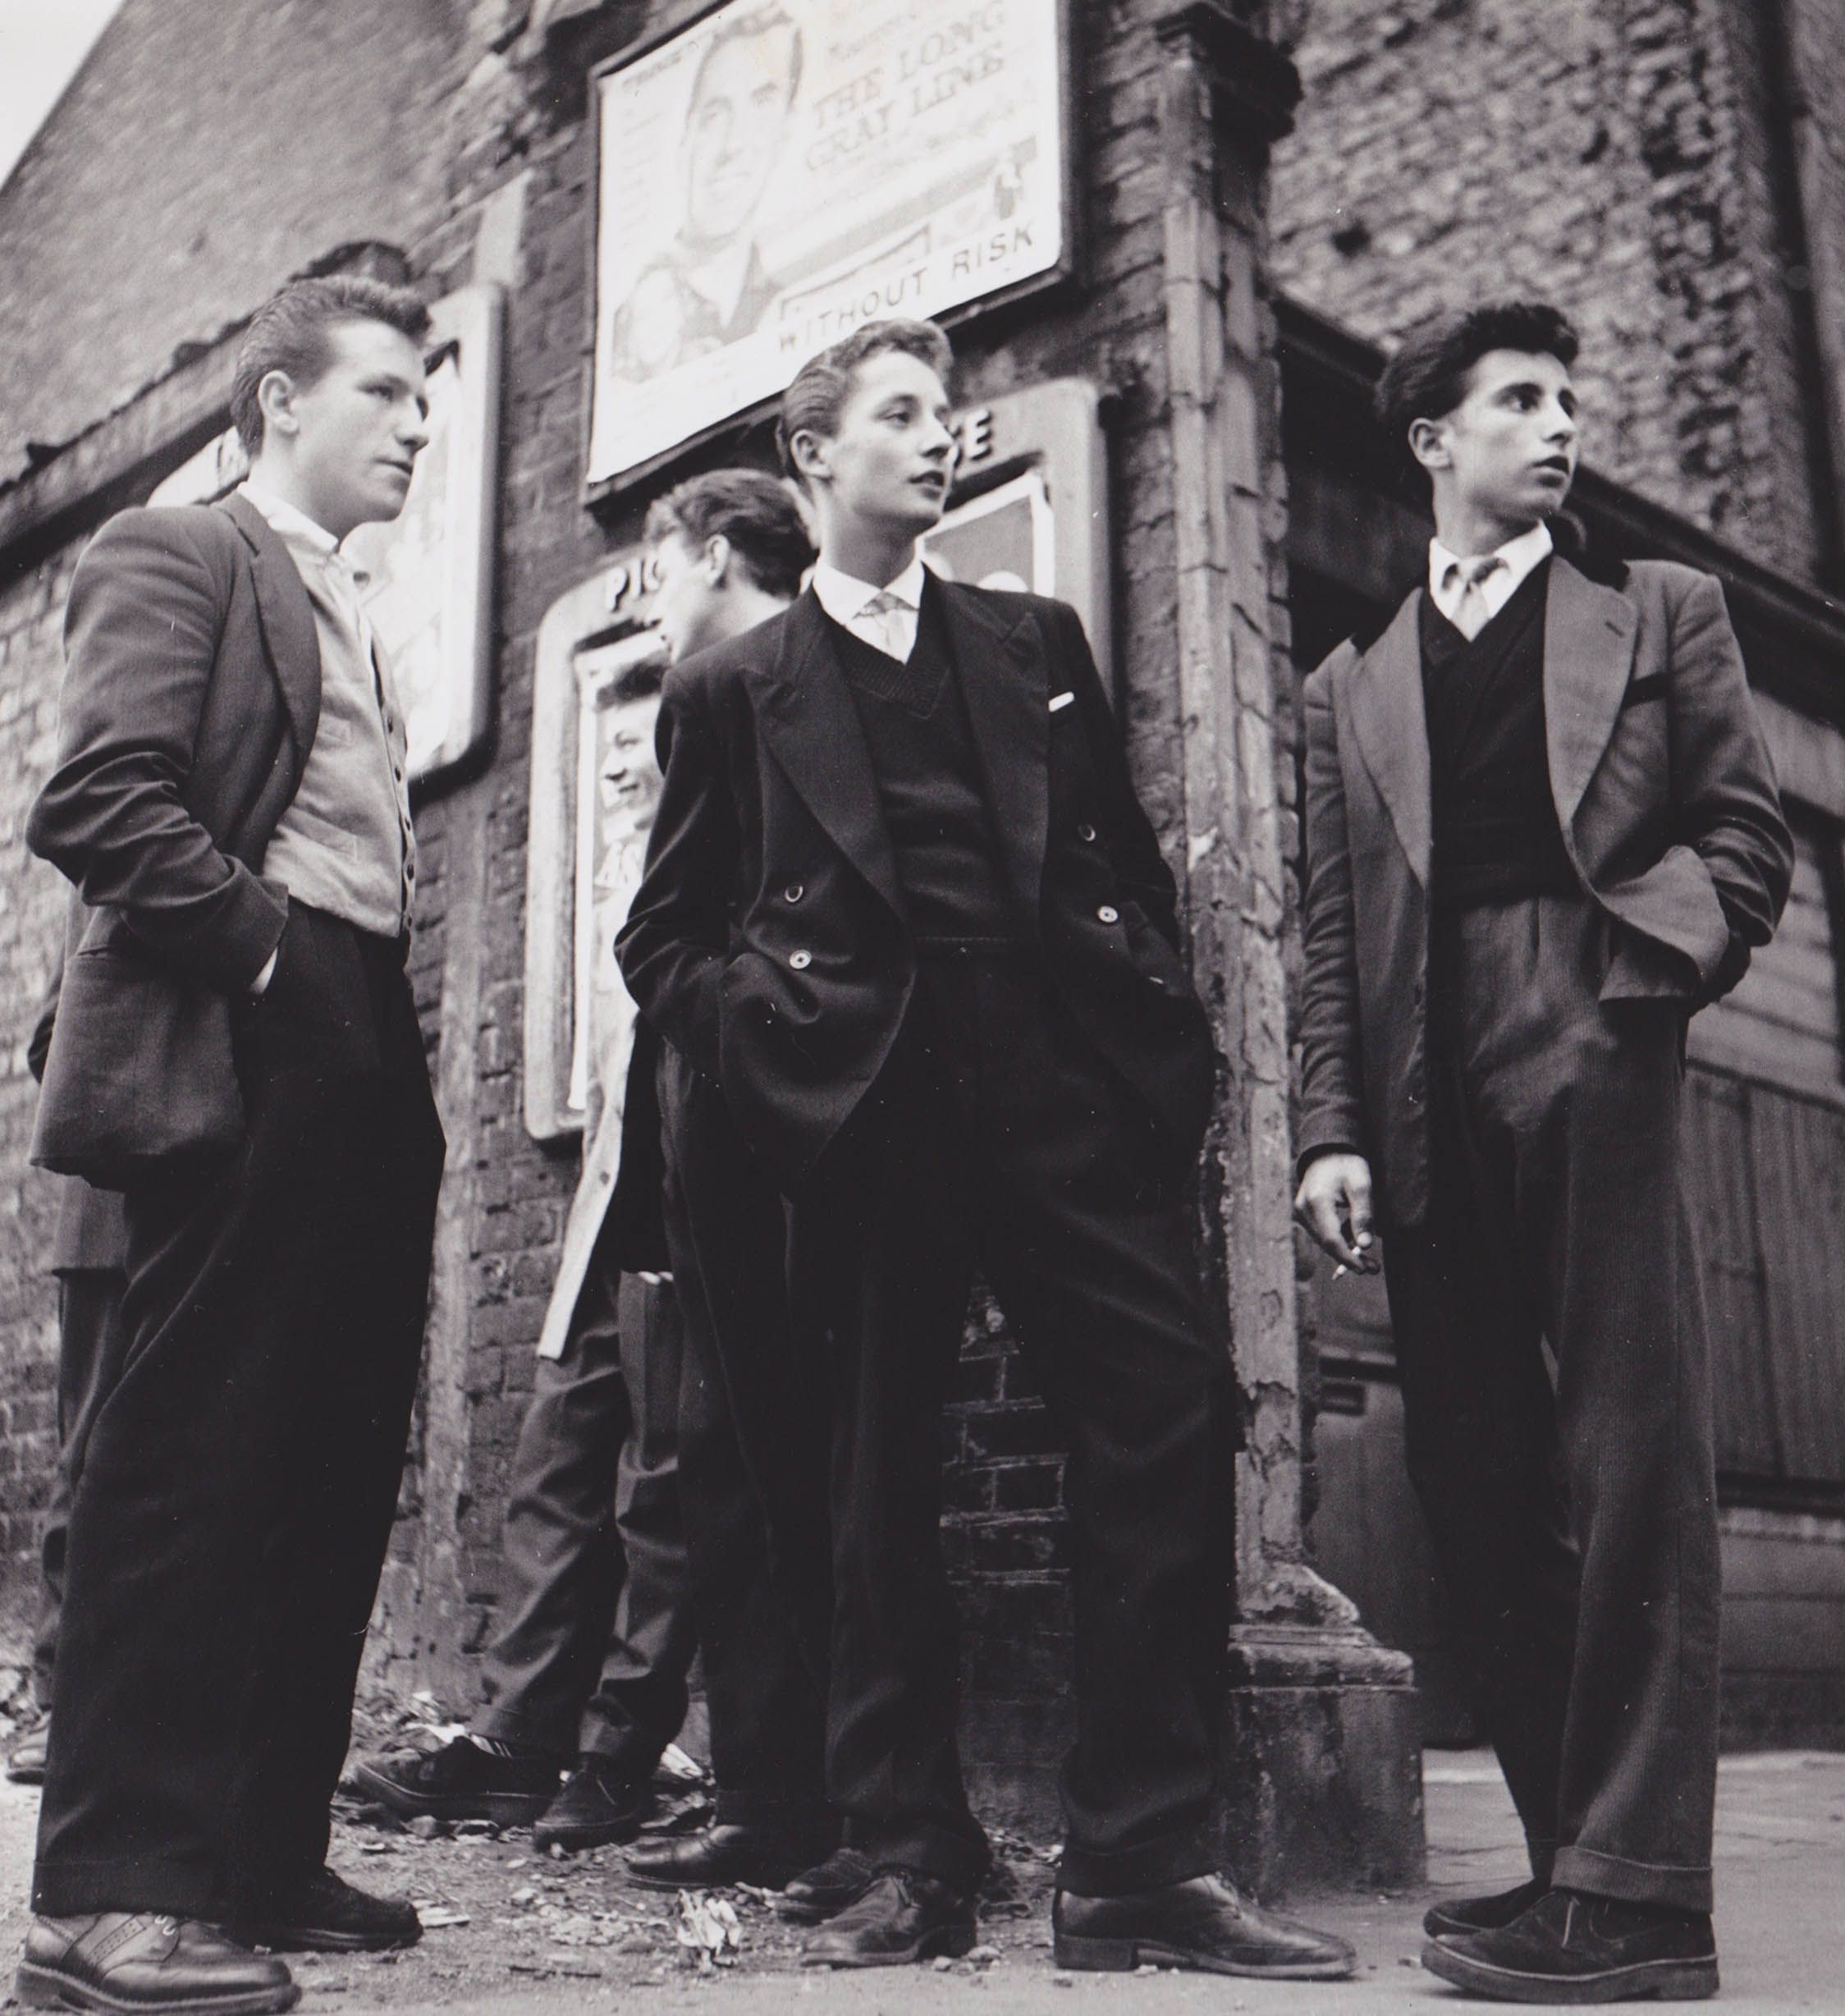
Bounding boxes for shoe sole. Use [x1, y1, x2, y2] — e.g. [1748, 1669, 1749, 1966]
[229, 1924, 422, 1954]
[349, 1761, 551, 1826]
[6, 1766, 47, 1786]
[531, 1818, 642, 1855]
[1422, 1938, 1719, 2003]
[15, 1962, 300, 2015]
[1054, 1931, 1355, 1981]
[802, 1924, 976, 1969]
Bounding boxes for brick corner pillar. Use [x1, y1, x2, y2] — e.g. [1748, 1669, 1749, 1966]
[1147, 0, 1425, 1895]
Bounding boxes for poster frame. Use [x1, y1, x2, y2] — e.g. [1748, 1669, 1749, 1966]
[579, 0, 1080, 506]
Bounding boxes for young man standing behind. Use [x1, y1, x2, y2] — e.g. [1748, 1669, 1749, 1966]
[1295, 303, 1792, 2004]
[620, 320, 1356, 1982]
[24, 277, 447, 2015]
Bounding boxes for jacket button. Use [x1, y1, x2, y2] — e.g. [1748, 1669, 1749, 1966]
[784, 882, 805, 904]
[1077, 822, 1096, 843]
[1097, 905, 1119, 925]
[789, 950, 812, 970]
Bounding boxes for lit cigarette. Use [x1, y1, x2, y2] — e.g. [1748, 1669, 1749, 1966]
[1333, 1263, 1349, 1279]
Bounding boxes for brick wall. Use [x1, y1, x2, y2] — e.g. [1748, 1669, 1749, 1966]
[0, 541, 85, 1673]
[1270, 0, 1832, 583]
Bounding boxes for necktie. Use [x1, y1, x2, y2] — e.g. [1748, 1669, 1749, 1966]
[1447, 555, 1505, 641]
[857, 589, 912, 662]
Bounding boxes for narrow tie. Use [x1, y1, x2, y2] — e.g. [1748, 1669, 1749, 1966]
[858, 589, 910, 662]
[1449, 555, 1505, 641]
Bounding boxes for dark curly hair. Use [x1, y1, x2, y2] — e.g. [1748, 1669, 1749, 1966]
[1375, 301, 1579, 451]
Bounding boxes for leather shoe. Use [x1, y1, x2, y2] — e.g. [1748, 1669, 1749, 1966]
[1425, 1876, 1550, 1940]
[777, 1846, 877, 1922]
[627, 1821, 835, 1890]
[1053, 1873, 1356, 1979]
[17, 1912, 298, 2014]
[1423, 1888, 1718, 2003]
[532, 1757, 652, 1853]
[7, 1723, 48, 1785]
[352, 1735, 563, 1825]
[801, 1868, 975, 1968]
[231, 1867, 421, 1953]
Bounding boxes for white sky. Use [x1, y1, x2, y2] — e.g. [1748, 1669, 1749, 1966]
[0, 0, 126, 190]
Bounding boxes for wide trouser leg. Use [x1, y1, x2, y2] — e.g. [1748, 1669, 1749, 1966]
[791, 957, 1232, 1896]
[955, 963, 1233, 1896]
[1384, 1134, 1577, 1882]
[577, 1273, 695, 1766]
[31, 1268, 130, 1710]
[661, 1052, 832, 1829]
[32, 909, 443, 1918]
[1394, 897, 1718, 1914]
[474, 1270, 630, 1756]
[789, 1019, 988, 1890]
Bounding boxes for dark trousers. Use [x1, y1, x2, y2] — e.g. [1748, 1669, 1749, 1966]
[32, 905, 445, 1919]
[659, 1048, 833, 1831]
[474, 1262, 695, 1765]
[789, 951, 1236, 1897]
[31, 1267, 130, 1710]
[1384, 895, 1719, 1914]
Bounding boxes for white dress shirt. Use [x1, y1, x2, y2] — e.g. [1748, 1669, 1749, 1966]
[1428, 520, 1554, 635]
[811, 554, 931, 663]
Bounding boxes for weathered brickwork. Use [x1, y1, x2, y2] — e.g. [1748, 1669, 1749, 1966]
[0, 541, 85, 1669]
[1271, 0, 1832, 581]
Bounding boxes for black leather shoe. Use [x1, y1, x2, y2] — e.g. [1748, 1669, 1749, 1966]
[1425, 1876, 1550, 1940]
[1423, 1889, 1718, 2003]
[627, 1821, 835, 1890]
[532, 1757, 652, 1853]
[801, 1868, 976, 1968]
[7, 1723, 48, 1785]
[231, 1867, 422, 1953]
[351, 1736, 564, 1825]
[778, 1846, 877, 1922]
[17, 1913, 298, 2014]
[1053, 1874, 1356, 1980]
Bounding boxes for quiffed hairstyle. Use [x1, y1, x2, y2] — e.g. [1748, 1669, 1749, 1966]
[689, 3, 803, 112]
[1374, 300, 1579, 451]
[643, 468, 816, 601]
[230, 276, 433, 454]
[776, 318, 955, 489]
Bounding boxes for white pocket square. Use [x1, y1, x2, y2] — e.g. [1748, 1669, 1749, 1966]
[1049, 691, 1075, 712]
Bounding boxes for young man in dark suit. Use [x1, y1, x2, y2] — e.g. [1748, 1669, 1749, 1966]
[1294, 303, 1792, 2004]
[618, 319, 1355, 1980]
[24, 277, 447, 2014]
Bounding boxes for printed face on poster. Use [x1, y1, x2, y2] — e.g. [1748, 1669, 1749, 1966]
[587, 0, 1069, 489]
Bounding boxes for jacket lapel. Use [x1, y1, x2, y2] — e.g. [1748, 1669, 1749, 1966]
[218, 492, 321, 758]
[1346, 589, 1431, 891]
[748, 590, 905, 918]
[933, 579, 1049, 923]
[1544, 555, 1638, 832]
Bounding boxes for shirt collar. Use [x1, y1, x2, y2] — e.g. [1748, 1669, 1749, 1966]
[810, 552, 930, 630]
[236, 481, 342, 561]
[1428, 520, 1554, 602]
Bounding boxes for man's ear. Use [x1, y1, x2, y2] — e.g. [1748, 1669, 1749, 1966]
[788, 427, 831, 488]
[256, 369, 300, 442]
[703, 534, 732, 586]
[1408, 416, 1451, 474]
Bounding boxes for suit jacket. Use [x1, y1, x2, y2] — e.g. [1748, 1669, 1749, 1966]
[616, 580, 1214, 1191]
[1298, 553, 1793, 1228]
[27, 946, 128, 1274]
[26, 494, 320, 1184]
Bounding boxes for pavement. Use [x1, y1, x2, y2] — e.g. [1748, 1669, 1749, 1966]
[0, 1749, 1838, 2011]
